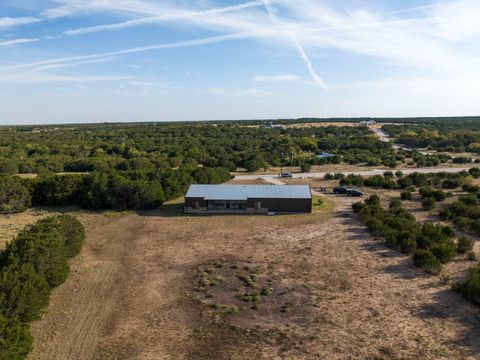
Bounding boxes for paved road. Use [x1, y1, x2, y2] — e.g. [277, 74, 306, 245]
[371, 126, 413, 151]
[233, 167, 473, 180]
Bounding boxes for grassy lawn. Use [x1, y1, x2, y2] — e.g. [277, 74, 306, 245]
[312, 195, 335, 212]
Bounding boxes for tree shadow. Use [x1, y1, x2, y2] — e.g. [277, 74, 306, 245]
[137, 202, 189, 218]
[417, 289, 480, 356]
[382, 257, 423, 280]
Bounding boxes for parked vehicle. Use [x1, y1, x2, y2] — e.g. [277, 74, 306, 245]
[280, 172, 293, 178]
[347, 189, 364, 197]
[333, 186, 350, 194]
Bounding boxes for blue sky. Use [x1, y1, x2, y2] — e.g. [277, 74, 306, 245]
[1, 0, 480, 124]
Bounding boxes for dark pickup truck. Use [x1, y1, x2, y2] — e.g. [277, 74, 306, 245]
[333, 186, 350, 194]
[333, 186, 364, 197]
[347, 189, 364, 197]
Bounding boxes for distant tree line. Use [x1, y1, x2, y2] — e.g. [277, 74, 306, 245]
[0, 166, 231, 214]
[0, 215, 85, 358]
[0, 123, 400, 175]
[383, 121, 480, 153]
[339, 169, 478, 191]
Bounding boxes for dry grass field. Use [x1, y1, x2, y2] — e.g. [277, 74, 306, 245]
[0, 180, 467, 360]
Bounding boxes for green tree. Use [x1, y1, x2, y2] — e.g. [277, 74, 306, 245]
[0, 176, 31, 214]
[0, 314, 33, 360]
[0, 263, 50, 322]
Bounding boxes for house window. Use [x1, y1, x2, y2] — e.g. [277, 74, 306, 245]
[255, 201, 262, 210]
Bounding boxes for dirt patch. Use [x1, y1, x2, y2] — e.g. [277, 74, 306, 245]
[193, 259, 312, 330]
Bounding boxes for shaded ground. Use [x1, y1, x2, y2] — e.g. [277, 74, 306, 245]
[18, 185, 480, 360]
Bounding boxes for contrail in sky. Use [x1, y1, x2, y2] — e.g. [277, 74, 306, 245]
[262, 0, 328, 89]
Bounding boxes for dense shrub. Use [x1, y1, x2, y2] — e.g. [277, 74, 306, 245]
[441, 197, 480, 235]
[30, 215, 85, 258]
[353, 195, 461, 275]
[32, 175, 84, 206]
[422, 197, 436, 210]
[0, 176, 31, 214]
[0, 314, 32, 359]
[364, 175, 396, 189]
[389, 199, 402, 210]
[419, 187, 447, 202]
[0, 263, 50, 322]
[430, 241, 457, 263]
[300, 163, 312, 172]
[457, 237, 474, 254]
[0, 215, 85, 359]
[413, 250, 442, 275]
[3, 228, 69, 288]
[340, 174, 364, 187]
[400, 190, 412, 201]
[0, 165, 231, 212]
[456, 265, 480, 304]
[469, 167, 480, 179]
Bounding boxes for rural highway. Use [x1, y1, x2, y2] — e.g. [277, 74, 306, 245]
[233, 167, 473, 180]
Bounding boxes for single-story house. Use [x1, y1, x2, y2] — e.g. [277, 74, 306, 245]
[316, 152, 336, 159]
[185, 184, 312, 214]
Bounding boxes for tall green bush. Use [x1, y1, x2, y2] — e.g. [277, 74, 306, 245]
[0, 176, 31, 214]
[0, 314, 32, 360]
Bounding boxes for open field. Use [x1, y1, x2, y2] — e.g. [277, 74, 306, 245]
[5, 181, 474, 359]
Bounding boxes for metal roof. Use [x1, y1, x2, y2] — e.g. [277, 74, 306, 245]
[186, 184, 312, 201]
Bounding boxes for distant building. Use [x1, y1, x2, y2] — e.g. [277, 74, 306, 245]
[358, 120, 377, 127]
[185, 184, 312, 214]
[260, 122, 286, 130]
[316, 152, 336, 159]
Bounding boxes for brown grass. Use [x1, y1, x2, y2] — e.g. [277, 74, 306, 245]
[0, 183, 472, 359]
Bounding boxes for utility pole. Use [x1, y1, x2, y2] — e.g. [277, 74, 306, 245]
[280, 151, 284, 176]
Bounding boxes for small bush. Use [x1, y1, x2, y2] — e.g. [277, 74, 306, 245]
[431, 241, 457, 264]
[414, 249, 442, 275]
[352, 201, 365, 213]
[469, 167, 480, 179]
[422, 197, 436, 211]
[301, 163, 312, 173]
[456, 265, 480, 304]
[457, 237, 474, 254]
[389, 199, 402, 210]
[400, 190, 412, 201]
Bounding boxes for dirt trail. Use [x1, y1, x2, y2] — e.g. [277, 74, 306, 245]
[27, 199, 480, 359]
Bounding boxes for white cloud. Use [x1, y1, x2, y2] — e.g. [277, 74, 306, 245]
[253, 75, 300, 82]
[0, 16, 40, 28]
[62, 0, 271, 36]
[0, 71, 130, 84]
[0, 33, 250, 71]
[36, 56, 117, 70]
[0, 38, 39, 47]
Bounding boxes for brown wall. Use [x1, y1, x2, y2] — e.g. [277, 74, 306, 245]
[185, 197, 207, 208]
[247, 198, 311, 213]
[185, 197, 311, 213]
